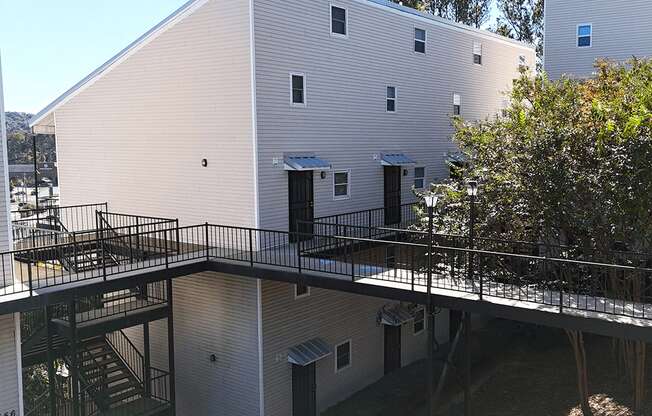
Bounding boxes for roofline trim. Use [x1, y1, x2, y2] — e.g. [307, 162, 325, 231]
[29, 0, 209, 128]
[358, 0, 535, 50]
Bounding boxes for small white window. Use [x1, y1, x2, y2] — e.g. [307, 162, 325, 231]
[453, 93, 461, 116]
[577, 24, 592, 47]
[414, 28, 426, 53]
[335, 340, 352, 372]
[473, 42, 482, 65]
[331, 5, 347, 37]
[290, 73, 306, 106]
[333, 170, 350, 200]
[414, 167, 425, 189]
[386, 86, 397, 112]
[294, 283, 310, 299]
[413, 308, 425, 335]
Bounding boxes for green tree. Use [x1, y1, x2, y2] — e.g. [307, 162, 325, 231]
[391, 0, 491, 28]
[419, 59, 652, 414]
[495, 0, 545, 65]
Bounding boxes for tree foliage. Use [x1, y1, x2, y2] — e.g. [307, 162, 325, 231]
[392, 0, 492, 28]
[495, 0, 545, 65]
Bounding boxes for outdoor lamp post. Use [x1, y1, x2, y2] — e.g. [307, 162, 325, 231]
[424, 193, 438, 416]
[464, 180, 478, 416]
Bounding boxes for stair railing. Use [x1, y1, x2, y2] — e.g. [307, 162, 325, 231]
[105, 330, 145, 383]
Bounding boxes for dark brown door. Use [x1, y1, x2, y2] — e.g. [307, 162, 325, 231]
[384, 166, 402, 225]
[292, 363, 317, 416]
[289, 171, 314, 242]
[384, 325, 402, 374]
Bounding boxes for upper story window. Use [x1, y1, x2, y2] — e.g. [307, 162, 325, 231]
[333, 170, 350, 200]
[473, 42, 483, 65]
[518, 54, 527, 68]
[331, 5, 347, 37]
[295, 283, 310, 298]
[335, 340, 352, 372]
[453, 93, 461, 116]
[414, 167, 425, 189]
[577, 24, 592, 47]
[290, 73, 306, 106]
[414, 28, 426, 53]
[386, 86, 397, 112]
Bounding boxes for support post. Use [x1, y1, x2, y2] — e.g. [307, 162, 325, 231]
[69, 300, 80, 416]
[205, 222, 210, 261]
[464, 312, 472, 416]
[32, 134, 39, 219]
[426, 205, 434, 416]
[46, 306, 56, 415]
[143, 322, 151, 398]
[249, 228, 254, 267]
[166, 279, 176, 415]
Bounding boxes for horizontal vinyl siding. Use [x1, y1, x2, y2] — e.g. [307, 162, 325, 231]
[261, 281, 447, 415]
[0, 315, 19, 415]
[254, 0, 534, 231]
[54, 0, 256, 227]
[544, 0, 652, 79]
[124, 272, 260, 416]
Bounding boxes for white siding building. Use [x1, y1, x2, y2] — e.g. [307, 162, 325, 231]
[0, 56, 23, 416]
[28, 0, 533, 415]
[544, 0, 652, 79]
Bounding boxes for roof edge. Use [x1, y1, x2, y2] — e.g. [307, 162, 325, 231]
[360, 0, 535, 50]
[29, 0, 206, 128]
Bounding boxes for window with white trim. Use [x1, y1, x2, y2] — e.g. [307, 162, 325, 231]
[413, 308, 425, 335]
[453, 93, 461, 116]
[290, 73, 306, 106]
[577, 24, 592, 47]
[414, 28, 426, 53]
[331, 5, 347, 36]
[295, 283, 310, 298]
[386, 86, 397, 112]
[414, 167, 425, 189]
[335, 340, 351, 372]
[333, 170, 350, 200]
[473, 42, 482, 65]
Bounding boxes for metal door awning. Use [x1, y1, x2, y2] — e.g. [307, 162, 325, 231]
[379, 304, 414, 326]
[287, 338, 332, 366]
[284, 155, 332, 171]
[380, 153, 416, 166]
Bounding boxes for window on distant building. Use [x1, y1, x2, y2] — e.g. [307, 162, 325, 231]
[473, 42, 482, 65]
[331, 5, 347, 36]
[386, 86, 397, 112]
[453, 93, 461, 116]
[413, 307, 425, 335]
[414, 167, 425, 189]
[577, 24, 592, 47]
[518, 54, 527, 68]
[290, 73, 306, 106]
[414, 28, 426, 53]
[335, 340, 352, 372]
[295, 283, 310, 298]
[333, 170, 350, 200]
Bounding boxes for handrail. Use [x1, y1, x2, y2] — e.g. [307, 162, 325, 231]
[105, 329, 145, 382]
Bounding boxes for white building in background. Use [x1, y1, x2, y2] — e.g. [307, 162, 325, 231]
[544, 0, 652, 79]
[0, 56, 24, 416]
[28, 0, 533, 415]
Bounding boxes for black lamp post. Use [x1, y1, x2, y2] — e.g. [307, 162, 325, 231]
[464, 180, 478, 416]
[424, 193, 438, 416]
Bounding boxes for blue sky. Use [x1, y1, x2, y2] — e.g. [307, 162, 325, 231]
[1, 0, 499, 114]
[0, 0, 188, 113]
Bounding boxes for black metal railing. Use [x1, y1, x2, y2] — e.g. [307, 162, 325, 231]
[2, 222, 652, 322]
[12, 202, 108, 232]
[312, 202, 419, 237]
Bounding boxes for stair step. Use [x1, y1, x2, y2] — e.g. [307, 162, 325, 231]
[82, 357, 121, 372]
[104, 380, 140, 396]
[107, 388, 142, 406]
[104, 371, 133, 385]
[102, 292, 138, 304]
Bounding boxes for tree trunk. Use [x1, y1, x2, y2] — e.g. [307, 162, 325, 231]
[567, 330, 592, 415]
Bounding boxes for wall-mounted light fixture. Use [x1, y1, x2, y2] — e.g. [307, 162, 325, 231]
[320, 171, 327, 179]
[403, 169, 408, 176]
[201, 159, 208, 167]
[210, 354, 217, 362]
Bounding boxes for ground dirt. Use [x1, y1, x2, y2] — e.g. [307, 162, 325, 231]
[323, 320, 652, 416]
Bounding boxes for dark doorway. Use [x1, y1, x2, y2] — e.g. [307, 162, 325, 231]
[289, 171, 314, 242]
[292, 363, 317, 416]
[384, 325, 402, 374]
[384, 166, 401, 225]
